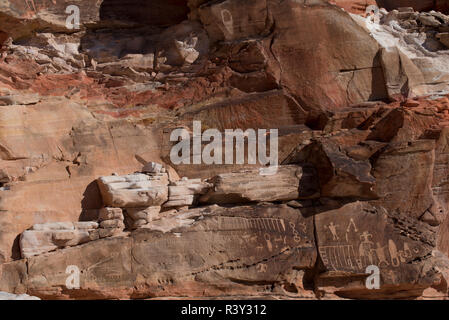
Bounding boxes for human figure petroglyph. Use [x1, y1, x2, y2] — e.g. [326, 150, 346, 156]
[327, 222, 339, 241]
[319, 219, 420, 271]
[359, 231, 374, 265]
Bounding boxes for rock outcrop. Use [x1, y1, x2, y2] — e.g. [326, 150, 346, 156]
[97, 173, 169, 207]
[20, 222, 99, 258]
[1, 0, 449, 300]
[0, 291, 40, 300]
[377, 1, 449, 14]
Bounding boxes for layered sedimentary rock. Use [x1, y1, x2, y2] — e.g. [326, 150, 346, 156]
[97, 173, 169, 207]
[20, 222, 99, 258]
[352, 7, 449, 98]
[1, 0, 449, 300]
[377, 1, 449, 13]
[0, 291, 40, 300]
[124, 206, 160, 230]
[200, 165, 316, 204]
[165, 178, 211, 207]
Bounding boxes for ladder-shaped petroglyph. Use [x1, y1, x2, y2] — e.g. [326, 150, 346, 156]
[217, 216, 290, 233]
[216, 216, 313, 252]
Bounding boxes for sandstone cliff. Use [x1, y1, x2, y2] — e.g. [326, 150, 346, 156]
[0, 0, 449, 300]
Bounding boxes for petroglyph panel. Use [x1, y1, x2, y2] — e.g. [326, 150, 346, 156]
[132, 204, 316, 285]
[315, 202, 436, 285]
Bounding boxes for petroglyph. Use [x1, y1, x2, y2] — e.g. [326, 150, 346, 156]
[327, 222, 339, 241]
[217, 216, 291, 234]
[316, 204, 428, 273]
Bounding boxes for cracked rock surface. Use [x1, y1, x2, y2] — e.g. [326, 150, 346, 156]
[1, 0, 449, 300]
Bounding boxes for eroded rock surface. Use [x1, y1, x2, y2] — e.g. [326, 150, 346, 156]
[1, 0, 449, 300]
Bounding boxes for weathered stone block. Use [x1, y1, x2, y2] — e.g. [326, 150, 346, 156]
[97, 173, 169, 207]
[99, 207, 124, 221]
[165, 179, 211, 207]
[200, 165, 306, 204]
[100, 219, 125, 229]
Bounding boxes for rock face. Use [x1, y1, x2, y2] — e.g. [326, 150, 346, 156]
[1, 0, 449, 300]
[356, 7, 449, 99]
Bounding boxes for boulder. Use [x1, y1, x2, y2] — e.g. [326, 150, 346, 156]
[437, 33, 449, 47]
[98, 207, 124, 221]
[165, 178, 212, 207]
[97, 173, 169, 207]
[124, 206, 161, 230]
[20, 222, 98, 258]
[0, 292, 40, 300]
[200, 165, 312, 204]
[376, 0, 449, 13]
[289, 140, 377, 199]
[142, 162, 164, 174]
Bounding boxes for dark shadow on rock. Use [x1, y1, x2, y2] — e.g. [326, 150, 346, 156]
[376, 0, 436, 12]
[0, 30, 8, 48]
[80, 0, 191, 69]
[298, 165, 320, 200]
[99, 0, 189, 27]
[368, 50, 389, 102]
[79, 180, 103, 221]
[10, 234, 21, 260]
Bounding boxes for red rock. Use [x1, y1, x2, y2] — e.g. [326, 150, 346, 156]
[403, 99, 421, 108]
[0, 0, 448, 300]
